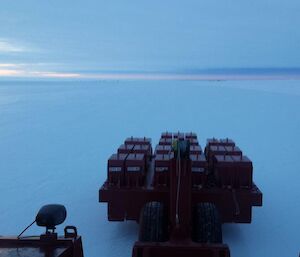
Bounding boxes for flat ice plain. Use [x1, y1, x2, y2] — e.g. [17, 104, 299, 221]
[0, 80, 299, 257]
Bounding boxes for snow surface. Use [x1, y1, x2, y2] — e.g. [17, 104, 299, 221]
[0, 80, 299, 257]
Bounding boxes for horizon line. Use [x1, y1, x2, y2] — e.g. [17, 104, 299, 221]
[1, 67, 300, 81]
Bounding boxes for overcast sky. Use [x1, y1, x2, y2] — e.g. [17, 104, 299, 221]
[0, 0, 299, 79]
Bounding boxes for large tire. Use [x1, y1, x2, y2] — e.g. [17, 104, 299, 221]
[138, 201, 168, 242]
[193, 202, 223, 243]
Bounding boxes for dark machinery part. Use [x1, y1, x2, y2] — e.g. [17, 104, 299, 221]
[0, 205, 84, 257]
[36, 204, 67, 231]
[139, 201, 168, 242]
[193, 202, 223, 243]
[172, 140, 190, 159]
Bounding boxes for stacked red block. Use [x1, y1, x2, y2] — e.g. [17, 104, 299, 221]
[205, 138, 253, 188]
[107, 137, 152, 187]
[159, 137, 172, 146]
[153, 132, 176, 186]
[190, 154, 208, 187]
[173, 132, 185, 140]
[107, 153, 127, 187]
[207, 145, 242, 165]
[214, 155, 253, 188]
[205, 138, 241, 165]
[153, 153, 173, 186]
[184, 133, 207, 187]
[190, 145, 202, 155]
[161, 132, 173, 139]
[186, 133, 207, 187]
[132, 145, 152, 161]
[185, 132, 197, 139]
[125, 137, 151, 146]
[125, 153, 146, 187]
[155, 145, 172, 155]
[154, 132, 207, 187]
[207, 138, 235, 147]
[118, 144, 134, 154]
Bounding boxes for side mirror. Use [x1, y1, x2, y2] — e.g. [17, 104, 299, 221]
[36, 204, 67, 231]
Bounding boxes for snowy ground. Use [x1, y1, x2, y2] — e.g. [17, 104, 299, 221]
[0, 80, 299, 257]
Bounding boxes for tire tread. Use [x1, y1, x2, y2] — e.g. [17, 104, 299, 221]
[193, 202, 222, 243]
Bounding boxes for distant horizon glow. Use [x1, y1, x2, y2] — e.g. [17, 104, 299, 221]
[1, 61, 300, 81]
[1, 1, 300, 78]
[0, 64, 80, 79]
[0, 63, 19, 68]
[1, 67, 300, 81]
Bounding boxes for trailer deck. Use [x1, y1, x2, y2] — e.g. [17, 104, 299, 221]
[99, 132, 263, 257]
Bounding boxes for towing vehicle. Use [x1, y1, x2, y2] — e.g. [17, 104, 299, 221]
[0, 204, 84, 257]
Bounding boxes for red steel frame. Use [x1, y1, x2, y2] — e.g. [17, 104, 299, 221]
[99, 132, 263, 257]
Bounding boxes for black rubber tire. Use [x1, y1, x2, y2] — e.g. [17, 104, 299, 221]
[193, 202, 223, 243]
[138, 201, 168, 242]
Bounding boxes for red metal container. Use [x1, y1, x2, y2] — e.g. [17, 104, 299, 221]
[190, 145, 202, 155]
[189, 138, 199, 146]
[155, 145, 172, 155]
[108, 153, 128, 187]
[125, 137, 151, 146]
[185, 132, 197, 139]
[190, 154, 208, 187]
[173, 132, 185, 140]
[133, 144, 152, 158]
[161, 132, 173, 139]
[206, 138, 235, 147]
[206, 144, 242, 166]
[118, 144, 134, 154]
[159, 138, 172, 145]
[214, 155, 253, 188]
[125, 153, 146, 187]
[154, 153, 172, 186]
